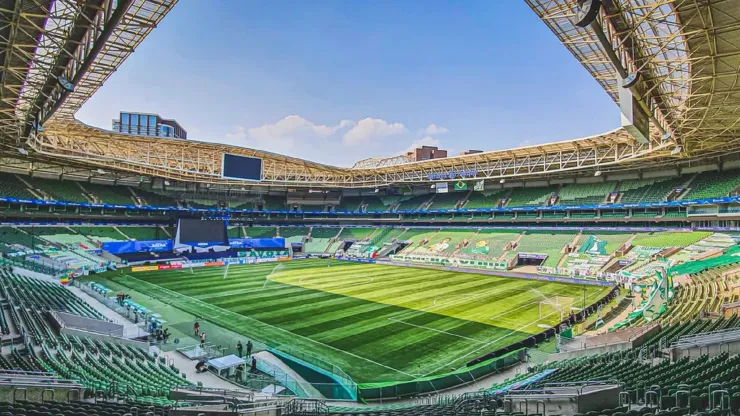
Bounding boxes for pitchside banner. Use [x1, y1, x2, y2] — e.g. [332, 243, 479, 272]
[103, 239, 173, 254]
[228, 238, 286, 249]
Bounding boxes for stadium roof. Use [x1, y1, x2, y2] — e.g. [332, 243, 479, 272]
[8, 0, 740, 188]
[0, 0, 176, 149]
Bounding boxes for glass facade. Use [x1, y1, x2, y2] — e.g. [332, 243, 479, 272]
[113, 112, 186, 139]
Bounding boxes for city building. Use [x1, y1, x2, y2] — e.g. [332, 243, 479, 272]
[405, 145, 447, 161]
[112, 112, 187, 139]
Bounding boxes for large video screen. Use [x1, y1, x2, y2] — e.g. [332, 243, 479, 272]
[178, 219, 228, 245]
[222, 153, 262, 181]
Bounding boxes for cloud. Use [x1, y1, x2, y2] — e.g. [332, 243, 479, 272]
[225, 125, 247, 141]
[423, 124, 449, 135]
[343, 117, 406, 145]
[405, 136, 441, 153]
[248, 115, 351, 141]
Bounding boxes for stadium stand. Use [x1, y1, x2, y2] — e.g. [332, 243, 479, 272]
[683, 170, 740, 201]
[509, 230, 576, 267]
[24, 177, 88, 203]
[462, 190, 507, 209]
[82, 182, 136, 205]
[531, 349, 740, 412]
[118, 226, 168, 241]
[305, 227, 339, 254]
[630, 231, 711, 248]
[458, 229, 519, 259]
[360, 196, 388, 212]
[134, 189, 178, 207]
[72, 227, 127, 242]
[337, 196, 363, 211]
[504, 186, 554, 207]
[428, 192, 466, 210]
[395, 194, 433, 211]
[280, 227, 310, 243]
[259, 195, 287, 211]
[338, 227, 374, 240]
[412, 229, 475, 255]
[0, 172, 35, 199]
[619, 176, 686, 203]
[246, 226, 278, 238]
[557, 182, 616, 205]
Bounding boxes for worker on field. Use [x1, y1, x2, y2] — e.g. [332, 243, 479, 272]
[194, 320, 200, 336]
[236, 341, 243, 358]
[250, 356, 257, 373]
[246, 340, 253, 358]
[200, 331, 206, 346]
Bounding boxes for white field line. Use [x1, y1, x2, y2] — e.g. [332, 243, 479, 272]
[418, 310, 560, 377]
[488, 300, 540, 321]
[418, 288, 609, 377]
[297, 275, 375, 288]
[118, 273, 418, 378]
[391, 284, 523, 321]
[386, 317, 487, 344]
[194, 286, 272, 301]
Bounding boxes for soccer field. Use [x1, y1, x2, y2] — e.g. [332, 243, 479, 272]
[97, 259, 610, 383]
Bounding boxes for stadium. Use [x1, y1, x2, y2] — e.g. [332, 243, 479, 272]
[1, 0, 740, 415]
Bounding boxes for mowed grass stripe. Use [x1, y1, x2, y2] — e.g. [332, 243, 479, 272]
[113, 269, 420, 381]
[117, 259, 611, 383]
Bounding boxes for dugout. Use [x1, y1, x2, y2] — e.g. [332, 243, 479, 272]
[514, 253, 547, 267]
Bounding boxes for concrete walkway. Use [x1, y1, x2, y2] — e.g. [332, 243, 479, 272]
[67, 285, 145, 338]
[67, 284, 256, 396]
[156, 346, 271, 399]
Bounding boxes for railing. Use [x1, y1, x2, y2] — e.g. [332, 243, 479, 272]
[282, 398, 329, 416]
[269, 345, 357, 400]
[672, 326, 740, 349]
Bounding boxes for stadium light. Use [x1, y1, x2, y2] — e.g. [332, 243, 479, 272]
[594, 171, 602, 177]
[499, 179, 505, 184]
[430, 184, 436, 189]
[164, 180, 170, 186]
[17, 148, 28, 156]
[661, 132, 672, 142]
[671, 146, 683, 155]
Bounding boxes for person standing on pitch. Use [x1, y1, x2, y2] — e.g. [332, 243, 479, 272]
[194, 321, 200, 336]
[250, 356, 257, 373]
[236, 341, 243, 358]
[246, 340, 253, 358]
[200, 332, 206, 347]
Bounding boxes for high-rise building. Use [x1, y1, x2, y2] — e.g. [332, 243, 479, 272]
[405, 145, 447, 161]
[112, 112, 187, 139]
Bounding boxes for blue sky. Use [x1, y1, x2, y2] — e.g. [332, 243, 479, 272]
[76, 0, 619, 167]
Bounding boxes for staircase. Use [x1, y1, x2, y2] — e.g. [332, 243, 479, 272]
[498, 232, 525, 262]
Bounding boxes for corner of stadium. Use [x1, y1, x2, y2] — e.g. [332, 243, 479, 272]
[1, 0, 740, 415]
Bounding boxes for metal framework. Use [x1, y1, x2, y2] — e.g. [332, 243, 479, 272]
[6, 0, 740, 188]
[27, 121, 677, 187]
[0, 0, 176, 148]
[526, 0, 740, 156]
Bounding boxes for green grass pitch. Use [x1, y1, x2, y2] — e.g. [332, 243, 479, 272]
[94, 259, 610, 383]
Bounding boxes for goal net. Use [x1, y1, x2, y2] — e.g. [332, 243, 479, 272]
[538, 296, 575, 321]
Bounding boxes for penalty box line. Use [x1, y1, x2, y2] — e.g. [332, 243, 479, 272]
[386, 317, 487, 344]
[117, 273, 420, 379]
[418, 309, 561, 378]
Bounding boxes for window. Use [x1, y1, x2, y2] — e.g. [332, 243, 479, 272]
[131, 114, 139, 126]
[149, 115, 157, 127]
[121, 113, 129, 126]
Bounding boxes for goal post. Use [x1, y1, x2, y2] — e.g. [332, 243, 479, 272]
[538, 296, 575, 321]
